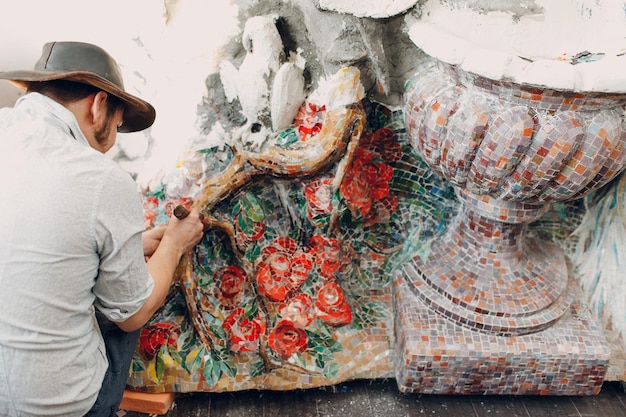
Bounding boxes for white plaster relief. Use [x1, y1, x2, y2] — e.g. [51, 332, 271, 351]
[407, 0, 626, 92]
[317, 0, 419, 18]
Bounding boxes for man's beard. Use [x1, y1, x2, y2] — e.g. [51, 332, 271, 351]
[94, 114, 115, 148]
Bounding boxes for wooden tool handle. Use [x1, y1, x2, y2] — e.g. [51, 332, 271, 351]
[173, 205, 190, 220]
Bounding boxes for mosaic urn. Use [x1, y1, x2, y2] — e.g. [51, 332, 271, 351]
[404, 61, 626, 335]
[400, 0, 626, 338]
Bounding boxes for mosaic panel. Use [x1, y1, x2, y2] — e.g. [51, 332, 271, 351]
[125, 57, 625, 395]
[128, 98, 458, 393]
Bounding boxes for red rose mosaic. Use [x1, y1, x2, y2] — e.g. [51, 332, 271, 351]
[315, 281, 353, 327]
[255, 236, 314, 302]
[138, 322, 181, 361]
[340, 148, 394, 218]
[295, 102, 326, 142]
[307, 235, 345, 278]
[268, 320, 308, 360]
[278, 293, 315, 328]
[222, 307, 265, 353]
[360, 127, 403, 163]
[213, 265, 247, 309]
[304, 177, 334, 225]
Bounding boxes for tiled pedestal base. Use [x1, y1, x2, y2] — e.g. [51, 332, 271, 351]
[393, 271, 610, 395]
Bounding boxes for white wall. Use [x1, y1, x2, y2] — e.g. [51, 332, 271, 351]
[0, 0, 239, 180]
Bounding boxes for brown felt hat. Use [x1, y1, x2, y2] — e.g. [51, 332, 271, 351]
[0, 41, 156, 133]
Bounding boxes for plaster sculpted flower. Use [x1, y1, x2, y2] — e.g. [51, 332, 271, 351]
[268, 320, 308, 360]
[307, 235, 344, 278]
[138, 322, 181, 361]
[315, 281, 353, 327]
[222, 307, 265, 353]
[340, 148, 394, 218]
[256, 236, 313, 302]
[278, 293, 315, 328]
[213, 265, 247, 309]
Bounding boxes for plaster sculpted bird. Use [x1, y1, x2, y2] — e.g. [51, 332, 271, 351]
[220, 15, 295, 151]
[271, 49, 306, 133]
[220, 15, 308, 151]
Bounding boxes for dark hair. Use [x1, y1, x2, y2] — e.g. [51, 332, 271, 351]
[27, 79, 125, 116]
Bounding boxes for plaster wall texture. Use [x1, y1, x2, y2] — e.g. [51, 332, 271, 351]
[317, 0, 419, 18]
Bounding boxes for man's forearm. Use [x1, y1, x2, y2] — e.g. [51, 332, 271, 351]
[117, 236, 184, 332]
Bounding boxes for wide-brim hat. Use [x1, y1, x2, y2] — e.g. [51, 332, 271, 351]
[0, 41, 156, 133]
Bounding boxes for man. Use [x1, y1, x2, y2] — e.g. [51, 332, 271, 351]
[0, 41, 204, 416]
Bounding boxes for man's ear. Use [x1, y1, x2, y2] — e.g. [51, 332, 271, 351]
[89, 91, 109, 126]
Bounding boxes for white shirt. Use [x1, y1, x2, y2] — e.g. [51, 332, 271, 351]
[0, 93, 154, 416]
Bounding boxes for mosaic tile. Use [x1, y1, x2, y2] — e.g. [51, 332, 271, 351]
[403, 205, 573, 335]
[393, 275, 610, 395]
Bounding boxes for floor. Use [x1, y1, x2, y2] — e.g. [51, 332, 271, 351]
[120, 379, 626, 417]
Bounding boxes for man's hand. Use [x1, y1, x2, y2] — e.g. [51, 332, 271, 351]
[142, 225, 167, 256]
[162, 208, 205, 256]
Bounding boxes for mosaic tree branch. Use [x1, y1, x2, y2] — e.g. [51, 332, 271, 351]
[192, 103, 366, 213]
[174, 205, 247, 263]
[176, 102, 366, 365]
